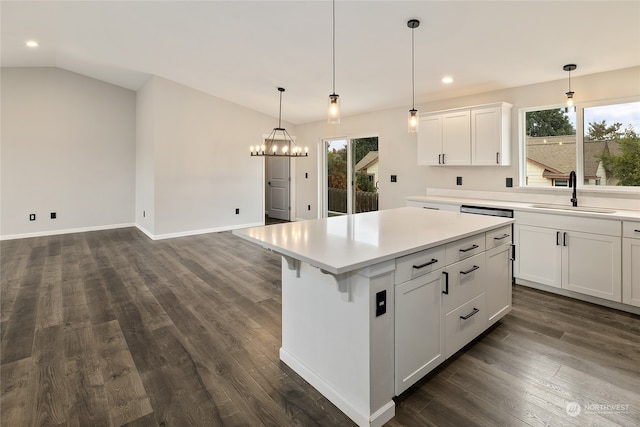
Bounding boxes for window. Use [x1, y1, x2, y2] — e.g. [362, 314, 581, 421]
[522, 100, 640, 189]
[523, 107, 576, 188]
[583, 101, 640, 187]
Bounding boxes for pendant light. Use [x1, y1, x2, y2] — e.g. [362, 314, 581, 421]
[328, 0, 341, 124]
[250, 87, 308, 157]
[407, 19, 420, 133]
[563, 64, 577, 112]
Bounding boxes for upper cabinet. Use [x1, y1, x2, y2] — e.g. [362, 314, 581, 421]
[417, 102, 512, 166]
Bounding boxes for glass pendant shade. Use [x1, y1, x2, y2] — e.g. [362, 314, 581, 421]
[328, 93, 341, 124]
[566, 91, 574, 108]
[408, 109, 419, 133]
[563, 64, 577, 111]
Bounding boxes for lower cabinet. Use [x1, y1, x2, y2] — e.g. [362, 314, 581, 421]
[623, 221, 640, 307]
[394, 269, 444, 395]
[445, 293, 486, 358]
[485, 243, 513, 326]
[514, 212, 622, 302]
[394, 227, 512, 395]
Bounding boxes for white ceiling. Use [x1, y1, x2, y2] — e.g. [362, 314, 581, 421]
[2, 1, 639, 124]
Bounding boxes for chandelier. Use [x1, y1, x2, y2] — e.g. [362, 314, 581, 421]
[250, 87, 308, 157]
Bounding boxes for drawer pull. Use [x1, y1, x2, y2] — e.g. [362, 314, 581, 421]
[460, 265, 480, 275]
[556, 231, 561, 246]
[422, 206, 438, 210]
[459, 244, 479, 253]
[442, 271, 449, 295]
[494, 234, 510, 240]
[460, 307, 479, 320]
[413, 258, 438, 269]
[635, 229, 640, 233]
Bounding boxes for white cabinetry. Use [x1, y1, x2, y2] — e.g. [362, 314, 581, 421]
[442, 110, 471, 165]
[471, 105, 511, 165]
[485, 225, 513, 326]
[394, 227, 511, 394]
[394, 269, 444, 394]
[418, 102, 512, 166]
[514, 212, 622, 302]
[623, 221, 640, 307]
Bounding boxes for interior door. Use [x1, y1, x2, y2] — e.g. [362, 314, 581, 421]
[266, 156, 290, 221]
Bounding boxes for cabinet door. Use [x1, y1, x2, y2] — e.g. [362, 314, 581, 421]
[441, 110, 470, 165]
[485, 244, 512, 326]
[623, 237, 640, 307]
[514, 224, 561, 288]
[417, 115, 442, 165]
[563, 231, 622, 302]
[471, 106, 501, 165]
[395, 269, 444, 395]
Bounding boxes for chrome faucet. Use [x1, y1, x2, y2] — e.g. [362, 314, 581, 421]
[569, 170, 578, 207]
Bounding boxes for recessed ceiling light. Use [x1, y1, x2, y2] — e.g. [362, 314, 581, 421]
[26, 40, 39, 48]
[442, 76, 453, 84]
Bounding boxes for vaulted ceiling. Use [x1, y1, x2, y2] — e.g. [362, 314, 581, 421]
[2, 1, 639, 124]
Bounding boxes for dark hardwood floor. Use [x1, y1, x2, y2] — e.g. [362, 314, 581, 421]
[2, 227, 639, 426]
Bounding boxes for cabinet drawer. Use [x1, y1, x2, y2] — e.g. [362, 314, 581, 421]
[443, 253, 485, 314]
[485, 225, 512, 249]
[396, 245, 446, 284]
[623, 221, 640, 239]
[445, 293, 486, 358]
[445, 233, 485, 265]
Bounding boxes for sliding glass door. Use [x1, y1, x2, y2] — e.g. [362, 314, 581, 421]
[324, 136, 379, 217]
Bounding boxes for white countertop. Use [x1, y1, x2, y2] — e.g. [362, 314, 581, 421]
[233, 207, 513, 275]
[407, 195, 640, 221]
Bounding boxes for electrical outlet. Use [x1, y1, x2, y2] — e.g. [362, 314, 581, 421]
[235, 208, 240, 215]
[456, 176, 462, 186]
[390, 175, 397, 182]
[50, 212, 56, 219]
[506, 177, 513, 188]
[29, 213, 36, 221]
[375, 290, 387, 317]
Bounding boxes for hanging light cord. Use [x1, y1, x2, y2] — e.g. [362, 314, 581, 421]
[278, 88, 283, 128]
[411, 25, 415, 109]
[332, 0, 336, 94]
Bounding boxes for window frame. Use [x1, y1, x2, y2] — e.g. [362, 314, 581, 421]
[519, 96, 640, 192]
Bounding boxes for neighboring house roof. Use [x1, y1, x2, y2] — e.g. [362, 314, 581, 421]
[526, 136, 621, 179]
[355, 151, 378, 172]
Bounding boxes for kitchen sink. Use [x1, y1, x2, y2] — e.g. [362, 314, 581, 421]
[529, 204, 617, 214]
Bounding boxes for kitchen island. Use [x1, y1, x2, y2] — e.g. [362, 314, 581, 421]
[233, 207, 514, 426]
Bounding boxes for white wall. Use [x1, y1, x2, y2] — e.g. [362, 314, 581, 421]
[135, 77, 156, 236]
[137, 76, 284, 238]
[295, 66, 640, 217]
[1, 67, 136, 238]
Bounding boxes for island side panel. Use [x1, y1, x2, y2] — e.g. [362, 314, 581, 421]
[279, 258, 395, 427]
